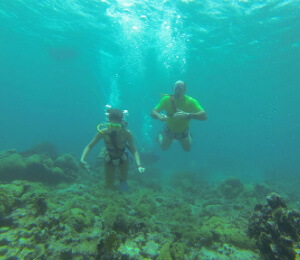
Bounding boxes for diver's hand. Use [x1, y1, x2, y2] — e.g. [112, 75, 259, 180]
[174, 110, 189, 119]
[158, 114, 168, 121]
[80, 160, 91, 173]
[137, 166, 145, 174]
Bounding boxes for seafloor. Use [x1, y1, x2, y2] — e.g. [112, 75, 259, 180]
[0, 146, 299, 260]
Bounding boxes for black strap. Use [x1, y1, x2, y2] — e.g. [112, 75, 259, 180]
[106, 126, 126, 154]
[108, 132, 121, 154]
[170, 95, 177, 113]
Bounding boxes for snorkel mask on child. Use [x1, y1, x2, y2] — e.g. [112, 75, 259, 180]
[97, 105, 129, 134]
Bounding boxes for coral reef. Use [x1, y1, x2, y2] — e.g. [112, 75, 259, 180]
[248, 192, 300, 259]
[61, 207, 92, 232]
[0, 176, 262, 259]
[0, 181, 30, 221]
[30, 141, 58, 159]
[169, 170, 208, 194]
[96, 231, 121, 259]
[32, 193, 48, 216]
[0, 150, 81, 183]
[0, 148, 279, 259]
[55, 154, 80, 174]
[220, 177, 244, 199]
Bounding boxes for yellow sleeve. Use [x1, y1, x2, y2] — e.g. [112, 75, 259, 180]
[155, 96, 169, 112]
[191, 98, 204, 112]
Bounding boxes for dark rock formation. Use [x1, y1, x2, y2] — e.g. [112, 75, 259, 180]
[248, 192, 300, 260]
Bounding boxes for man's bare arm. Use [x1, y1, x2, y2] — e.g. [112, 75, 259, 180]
[191, 110, 207, 120]
[173, 110, 207, 120]
[151, 108, 167, 121]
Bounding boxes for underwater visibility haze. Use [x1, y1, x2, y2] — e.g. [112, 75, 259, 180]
[1, 0, 300, 259]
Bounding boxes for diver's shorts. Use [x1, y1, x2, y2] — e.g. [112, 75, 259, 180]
[105, 152, 128, 166]
[163, 125, 190, 140]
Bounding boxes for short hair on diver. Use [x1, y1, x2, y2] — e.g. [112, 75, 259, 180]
[108, 108, 124, 122]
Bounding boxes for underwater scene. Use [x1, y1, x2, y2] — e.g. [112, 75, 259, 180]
[1, 0, 300, 259]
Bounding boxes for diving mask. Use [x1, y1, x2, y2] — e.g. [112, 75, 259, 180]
[173, 85, 185, 99]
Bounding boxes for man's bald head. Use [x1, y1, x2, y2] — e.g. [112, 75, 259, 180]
[173, 80, 186, 99]
[174, 80, 186, 89]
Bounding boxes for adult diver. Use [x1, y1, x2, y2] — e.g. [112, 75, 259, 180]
[151, 80, 207, 151]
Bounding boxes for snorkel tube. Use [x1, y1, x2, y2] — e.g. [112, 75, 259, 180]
[97, 105, 129, 133]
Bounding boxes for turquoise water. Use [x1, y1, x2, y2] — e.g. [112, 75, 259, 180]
[1, 0, 300, 182]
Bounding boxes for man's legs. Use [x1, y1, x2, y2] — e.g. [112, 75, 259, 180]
[104, 162, 115, 189]
[179, 132, 192, 152]
[158, 132, 173, 151]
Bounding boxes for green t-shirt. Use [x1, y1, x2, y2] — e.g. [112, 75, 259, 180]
[155, 95, 204, 133]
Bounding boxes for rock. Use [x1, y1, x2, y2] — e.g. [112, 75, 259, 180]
[61, 208, 91, 232]
[119, 240, 140, 259]
[266, 192, 287, 209]
[248, 193, 300, 259]
[142, 240, 159, 258]
[31, 142, 58, 159]
[220, 177, 244, 199]
[55, 154, 80, 172]
[0, 149, 79, 183]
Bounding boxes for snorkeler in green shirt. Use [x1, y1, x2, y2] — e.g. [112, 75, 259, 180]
[151, 80, 207, 151]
